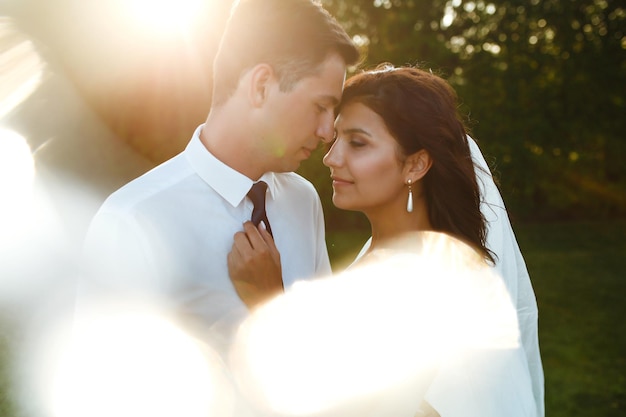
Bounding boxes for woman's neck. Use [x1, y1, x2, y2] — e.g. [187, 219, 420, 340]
[366, 197, 432, 253]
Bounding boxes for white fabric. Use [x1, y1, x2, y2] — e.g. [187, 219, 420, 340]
[240, 231, 524, 417]
[425, 347, 537, 417]
[80, 124, 331, 356]
[352, 137, 544, 417]
[467, 136, 544, 417]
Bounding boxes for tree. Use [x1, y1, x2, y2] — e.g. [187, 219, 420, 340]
[319, 0, 626, 220]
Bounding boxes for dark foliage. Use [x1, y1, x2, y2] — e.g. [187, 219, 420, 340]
[316, 0, 626, 222]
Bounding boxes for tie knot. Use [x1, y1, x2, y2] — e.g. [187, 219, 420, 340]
[248, 181, 268, 207]
[247, 181, 273, 236]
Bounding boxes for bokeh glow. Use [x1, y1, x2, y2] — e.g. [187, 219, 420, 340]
[0, 128, 35, 246]
[232, 232, 521, 416]
[44, 308, 232, 417]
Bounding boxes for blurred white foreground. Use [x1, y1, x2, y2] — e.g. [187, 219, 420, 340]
[231, 232, 525, 417]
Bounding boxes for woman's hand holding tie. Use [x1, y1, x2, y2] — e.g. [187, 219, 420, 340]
[228, 221, 283, 310]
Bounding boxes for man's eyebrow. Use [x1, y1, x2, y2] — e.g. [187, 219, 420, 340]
[319, 95, 340, 106]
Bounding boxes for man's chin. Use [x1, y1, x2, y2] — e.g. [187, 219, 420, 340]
[282, 159, 302, 173]
[271, 164, 299, 174]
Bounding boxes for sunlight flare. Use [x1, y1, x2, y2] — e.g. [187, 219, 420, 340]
[232, 232, 520, 416]
[0, 17, 45, 118]
[45, 308, 231, 417]
[0, 128, 35, 245]
[124, 0, 205, 35]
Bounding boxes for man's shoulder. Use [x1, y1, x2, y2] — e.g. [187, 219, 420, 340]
[99, 153, 192, 214]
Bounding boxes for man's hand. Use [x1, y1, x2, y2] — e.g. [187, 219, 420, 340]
[228, 221, 283, 310]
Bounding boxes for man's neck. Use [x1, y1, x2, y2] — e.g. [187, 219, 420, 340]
[200, 109, 265, 181]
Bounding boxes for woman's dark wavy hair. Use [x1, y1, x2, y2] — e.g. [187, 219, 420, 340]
[338, 64, 495, 264]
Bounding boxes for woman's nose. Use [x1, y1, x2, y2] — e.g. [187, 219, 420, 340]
[322, 141, 340, 167]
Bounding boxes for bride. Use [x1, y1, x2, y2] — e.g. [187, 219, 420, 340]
[228, 65, 542, 417]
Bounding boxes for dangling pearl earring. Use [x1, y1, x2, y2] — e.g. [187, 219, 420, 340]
[406, 179, 413, 213]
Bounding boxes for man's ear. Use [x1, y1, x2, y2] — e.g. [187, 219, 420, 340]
[403, 149, 432, 182]
[248, 64, 274, 107]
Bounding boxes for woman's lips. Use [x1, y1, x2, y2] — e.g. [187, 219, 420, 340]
[331, 176, 353, 186]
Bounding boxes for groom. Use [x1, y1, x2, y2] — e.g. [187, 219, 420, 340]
[80, 0, 360, 356]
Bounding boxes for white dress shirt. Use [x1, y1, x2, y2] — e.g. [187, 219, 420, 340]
[80, 125, 331, 355]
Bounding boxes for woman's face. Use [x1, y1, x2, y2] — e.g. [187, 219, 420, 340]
[323, 101, 407, 214]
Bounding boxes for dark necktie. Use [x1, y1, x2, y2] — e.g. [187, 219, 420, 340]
[247, 181, 273, 237]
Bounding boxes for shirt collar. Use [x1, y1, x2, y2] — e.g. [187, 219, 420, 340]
[184, 125, 277, 207]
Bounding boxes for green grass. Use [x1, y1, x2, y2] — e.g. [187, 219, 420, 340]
[0, 324, 17, 417]
[326, 229, 371, 272]
[515, 221, 626, 417]
[327, 220, 626, 417]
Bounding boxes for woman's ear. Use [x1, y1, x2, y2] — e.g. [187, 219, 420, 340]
[247, 63, 274, 107]
[403, 149, 432, 182]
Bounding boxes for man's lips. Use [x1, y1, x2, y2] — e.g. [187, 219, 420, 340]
[301, 147, 314, 159]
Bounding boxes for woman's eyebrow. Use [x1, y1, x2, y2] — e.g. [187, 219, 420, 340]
[340, 127, 372, 137]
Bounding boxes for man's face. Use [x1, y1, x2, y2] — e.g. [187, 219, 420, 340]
[257, 52, 346, 173]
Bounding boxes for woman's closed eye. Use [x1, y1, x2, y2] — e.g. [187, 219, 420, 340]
[348, 136, 367, 148]
[331, 133, 366, 149]
[337, 128, 371, 149]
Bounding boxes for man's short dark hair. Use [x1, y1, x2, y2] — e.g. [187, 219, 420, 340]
[211, 0, 360, 107]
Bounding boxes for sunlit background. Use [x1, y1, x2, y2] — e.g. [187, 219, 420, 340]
[124, 0, 207, 36]
[3, 0, 230, 162]
[0, 1, 232, 416]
